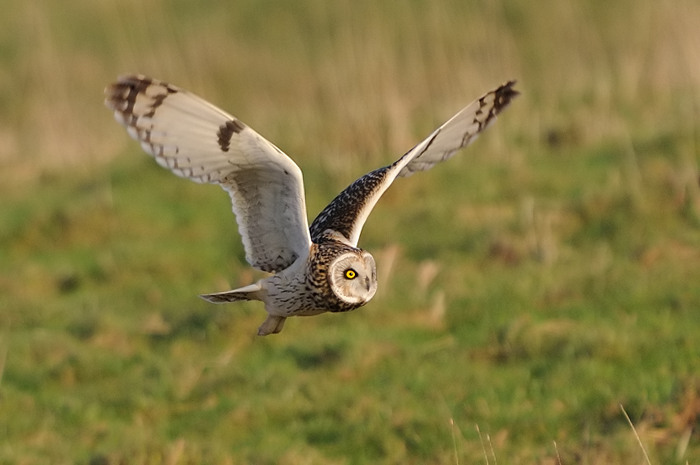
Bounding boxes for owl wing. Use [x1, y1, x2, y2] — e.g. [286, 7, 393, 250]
[105, 75, 312, 272]
[310, 81, 518, 246]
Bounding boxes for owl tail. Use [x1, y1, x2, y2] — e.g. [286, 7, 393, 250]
[199, 283, 263, 303]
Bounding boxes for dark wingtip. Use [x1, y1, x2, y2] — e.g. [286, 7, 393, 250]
[103, 75, 152, 116]
[493, 80, 519, 113]
[103, 74, 177, 114]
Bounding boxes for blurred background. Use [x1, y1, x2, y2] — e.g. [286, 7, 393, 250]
[1, 0, 699, 463]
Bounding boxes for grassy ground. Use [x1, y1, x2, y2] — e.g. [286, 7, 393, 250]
[2, 0, 700, 463]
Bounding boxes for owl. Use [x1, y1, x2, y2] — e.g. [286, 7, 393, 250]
[105, 75, 517, 335]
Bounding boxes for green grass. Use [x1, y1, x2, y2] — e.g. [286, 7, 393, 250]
[2, 0, 700, 463]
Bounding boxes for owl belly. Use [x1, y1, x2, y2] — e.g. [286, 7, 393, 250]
[261, 272, 321, 317]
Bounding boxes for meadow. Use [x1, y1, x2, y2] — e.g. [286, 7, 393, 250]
[1, 0, 699, 463]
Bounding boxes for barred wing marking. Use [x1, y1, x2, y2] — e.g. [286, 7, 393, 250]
[105, 75, 312, 272]
[310, 81, 518, 246]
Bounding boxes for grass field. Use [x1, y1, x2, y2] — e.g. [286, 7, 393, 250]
[2, 0, 700, 463]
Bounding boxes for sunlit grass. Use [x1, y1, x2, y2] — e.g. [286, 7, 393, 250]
[2, 0, 700, 463]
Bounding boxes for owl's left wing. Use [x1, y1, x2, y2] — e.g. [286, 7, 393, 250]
[310, 81, 518, 247]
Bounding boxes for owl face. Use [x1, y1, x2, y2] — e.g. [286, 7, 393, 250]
[327, 250, 377, 308]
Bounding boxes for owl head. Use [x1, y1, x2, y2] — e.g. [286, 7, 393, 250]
[317, 245, 377, 311]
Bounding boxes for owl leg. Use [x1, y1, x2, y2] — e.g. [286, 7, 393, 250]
[257, 315, 287, 336]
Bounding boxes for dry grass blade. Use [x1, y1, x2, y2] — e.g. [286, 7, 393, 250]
[475, 424, 490, 465]
[620, 404, 652, 465]
[0, 343, 6, 387]
[450, 418, 460, 465]
[475, 424, 499, 465]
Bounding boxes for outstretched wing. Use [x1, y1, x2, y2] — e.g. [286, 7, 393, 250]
[105, 75, 312, 272]
[310, 81, 518, 246]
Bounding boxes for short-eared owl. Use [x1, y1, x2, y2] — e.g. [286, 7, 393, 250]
[105, 75, 517, 335]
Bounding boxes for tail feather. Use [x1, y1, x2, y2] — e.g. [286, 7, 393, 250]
[200, 283, 263, 303]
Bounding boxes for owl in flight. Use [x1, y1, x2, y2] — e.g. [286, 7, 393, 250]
[105, 75, 517, 335]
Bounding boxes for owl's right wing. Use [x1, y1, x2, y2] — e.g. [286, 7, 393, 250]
[310, 81, 518, 247]
[105, 75, 312, 273]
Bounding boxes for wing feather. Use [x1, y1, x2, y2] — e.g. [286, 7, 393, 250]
[310, 81, 518, 246]
[105, 75, 312, 272]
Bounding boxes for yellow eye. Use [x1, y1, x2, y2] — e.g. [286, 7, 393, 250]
[344, 269, 357, 280]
